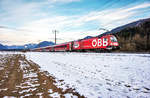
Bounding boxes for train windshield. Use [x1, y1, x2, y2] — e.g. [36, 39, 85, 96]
[110, 36, 117, 42]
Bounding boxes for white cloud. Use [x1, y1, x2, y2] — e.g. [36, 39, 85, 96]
[0, 1, 150, 45]
[0, 28, 27, 45]
[0, 0, 47, 24]
[124, 3, 150, 12]
[78, 3, 150, 29]
[47, 0, 80, 3]
[11, 3, 150, 45]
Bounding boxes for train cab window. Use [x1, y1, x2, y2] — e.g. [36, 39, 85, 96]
[104, 38, 107, 41]
[110, 36, 117, 42]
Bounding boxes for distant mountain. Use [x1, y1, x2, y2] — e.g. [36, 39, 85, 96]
[0, 41, 54, 50]
[6, 45, 25, 49]
[24, 44, 37, 49]
[6, 44, 37, 50]
[106, 18, 150, 34]
[35, 41, 55, 48]
[83, 36, 92, 39]
[0, 43, 7, 50]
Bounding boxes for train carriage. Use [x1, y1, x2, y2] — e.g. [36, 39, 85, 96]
[31, 34, 119, 52]
[72, 35, 119, 51]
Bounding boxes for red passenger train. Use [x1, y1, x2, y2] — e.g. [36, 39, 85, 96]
[32, 34, 119, 52]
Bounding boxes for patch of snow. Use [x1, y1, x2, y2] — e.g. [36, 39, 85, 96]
[36, 92, 43, 96]
[3, 96, 16, 98]
[24, 52, 150, 98]
[0, 88, 8, 92]
[0, 51, 23, 55]
[16, 58, 41, 96]
[19, 60, 29, 69]
[19, 88, 37, 94]
[49, 92, 60, 97]
[48, 89, 53, 93]
[24, 93, 32, 97]
[64, 94, 78, 98]
[0, 66, 4, 70]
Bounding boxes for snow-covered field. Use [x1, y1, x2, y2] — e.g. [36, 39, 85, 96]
[25, 52, 150, 98]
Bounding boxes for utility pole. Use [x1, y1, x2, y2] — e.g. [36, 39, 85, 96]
[52, 30, 58, 45]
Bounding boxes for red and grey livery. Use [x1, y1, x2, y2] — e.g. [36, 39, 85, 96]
[32, 34, 119, 52]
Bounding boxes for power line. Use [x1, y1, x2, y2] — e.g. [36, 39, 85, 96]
[99, 28, 110, 32]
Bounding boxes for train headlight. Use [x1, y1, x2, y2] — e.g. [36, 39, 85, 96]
[113, 43, 118, 46]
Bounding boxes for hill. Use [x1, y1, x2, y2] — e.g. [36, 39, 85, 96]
[6, 44, 37, 50]
[6, 41, 55, 50]
[83, 36, 92, 39]
[106, 18, 150, 52]
[0, 41, 54, 51]
[24, 44, 37, 49]
[110, 18, 150, 34]
[0, 43, 7, 50]
[35, 41, 55, 48]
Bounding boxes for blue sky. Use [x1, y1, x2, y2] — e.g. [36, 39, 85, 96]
[0, 0, 150, 45]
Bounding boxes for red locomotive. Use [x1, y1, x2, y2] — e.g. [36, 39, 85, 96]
[32, 34, 119, 52]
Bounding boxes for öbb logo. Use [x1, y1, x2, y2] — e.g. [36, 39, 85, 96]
[92, 38, 108, 47]
[74, 42, 80, 48]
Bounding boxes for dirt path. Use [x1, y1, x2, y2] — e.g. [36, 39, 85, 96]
[0, 54, 84, 98]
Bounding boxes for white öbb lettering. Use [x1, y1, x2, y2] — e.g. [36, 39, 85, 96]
[92, 38, 108, 47]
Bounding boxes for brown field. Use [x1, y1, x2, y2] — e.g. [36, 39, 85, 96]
[0, 54, 84, 98]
